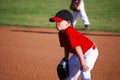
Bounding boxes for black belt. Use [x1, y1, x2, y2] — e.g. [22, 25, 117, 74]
[92, 44, 96, 50]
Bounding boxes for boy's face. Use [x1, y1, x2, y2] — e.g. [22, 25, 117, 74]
[56, 20, 71, 31]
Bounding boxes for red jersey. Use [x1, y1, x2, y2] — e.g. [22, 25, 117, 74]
[59, 26, 94, 54]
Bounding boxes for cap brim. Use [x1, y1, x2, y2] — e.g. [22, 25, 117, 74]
[49, 16, 63, 22]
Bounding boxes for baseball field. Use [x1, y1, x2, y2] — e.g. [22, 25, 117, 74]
[0, 27, 120, 80]
[0, 0, 120, 80]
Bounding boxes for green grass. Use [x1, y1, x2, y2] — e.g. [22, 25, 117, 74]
[0, 0, 120, 32]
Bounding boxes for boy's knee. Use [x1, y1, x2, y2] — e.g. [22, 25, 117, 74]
[81, 71, 91, 80]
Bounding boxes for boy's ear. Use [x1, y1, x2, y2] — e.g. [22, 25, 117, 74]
[67, 21, 72, 26]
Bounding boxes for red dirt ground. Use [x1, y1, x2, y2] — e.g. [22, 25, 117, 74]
[0, 27, 120, 80]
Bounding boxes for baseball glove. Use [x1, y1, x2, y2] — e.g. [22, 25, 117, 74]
[57, 58, 69, 80]
[70, 0, 80, 12]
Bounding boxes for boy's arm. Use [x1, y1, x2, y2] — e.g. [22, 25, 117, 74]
[64, 47, 69, 61]
[75, 46, 89, 72]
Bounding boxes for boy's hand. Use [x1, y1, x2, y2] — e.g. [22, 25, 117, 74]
[81, 64, 89, 72]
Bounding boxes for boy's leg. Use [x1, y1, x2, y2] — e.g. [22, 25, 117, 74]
[66, 48, 98, 80]
[66, 54, 81, 80]
[81, 48, 98, 80]
[81, 70, 91, 80]
[84, 48, 98, 70]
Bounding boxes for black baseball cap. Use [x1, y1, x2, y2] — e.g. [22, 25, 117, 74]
[49, 9, 73, 23]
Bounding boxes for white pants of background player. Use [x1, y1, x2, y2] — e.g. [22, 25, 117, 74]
[72, 0, 90, 26]
[66, 47, 98, 80]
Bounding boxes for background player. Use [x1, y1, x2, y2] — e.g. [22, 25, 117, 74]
[70, 0, 90, 29]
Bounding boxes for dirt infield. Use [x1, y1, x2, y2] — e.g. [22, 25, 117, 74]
[0, 27, 120, 80]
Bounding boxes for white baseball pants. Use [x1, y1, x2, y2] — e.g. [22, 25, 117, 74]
[66, 47, 98, 80]
[72, 0, 90, 26]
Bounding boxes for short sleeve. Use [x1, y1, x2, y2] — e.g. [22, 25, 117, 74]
[68, 33, 80, 48]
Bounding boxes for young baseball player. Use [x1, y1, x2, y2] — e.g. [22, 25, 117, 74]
[49, 9, 98, 80]
[71, 0, 90, 29]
